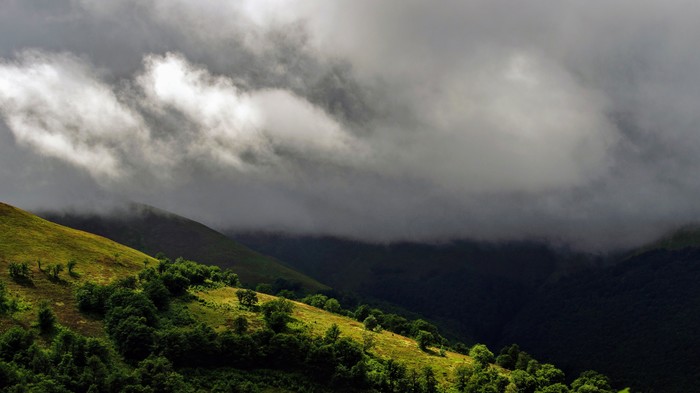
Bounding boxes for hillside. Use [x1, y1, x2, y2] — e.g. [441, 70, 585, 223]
[41, 204, 328, 293]
[0, 202, 494, 392]
[501, 246, 700, 392]
[0, 202, 156, 335]
[0, 201, 618, 392]
[0, 203, 469, 377]
[230, 233, 601, 343]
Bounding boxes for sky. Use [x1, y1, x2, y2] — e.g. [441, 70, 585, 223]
[1, 0, 700, 250]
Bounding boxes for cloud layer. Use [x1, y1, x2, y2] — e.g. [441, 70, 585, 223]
[2, 0, 700, 250]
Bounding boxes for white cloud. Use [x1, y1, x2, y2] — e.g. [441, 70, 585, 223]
[0, 51, 149, 179]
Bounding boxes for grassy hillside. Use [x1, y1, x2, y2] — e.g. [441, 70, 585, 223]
[192, 287, 474, 382]
[0, 202, 475, 388]
[0, 202, 156, 335]
[42, 205, 329, 293]
[0, 202, 617, 393]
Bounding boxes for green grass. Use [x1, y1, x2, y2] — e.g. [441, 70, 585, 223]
[0, 202, 156, 335]
[0, 201, 482, 386]
[193, 287, 477, 386]
[43, 205, 329, 292]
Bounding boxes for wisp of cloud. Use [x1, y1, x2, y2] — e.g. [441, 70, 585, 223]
[1, 0, 700, 250]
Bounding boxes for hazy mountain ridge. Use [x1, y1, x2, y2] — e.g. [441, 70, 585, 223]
[41, 204, 329, 293]
[33, 202, 698, 391]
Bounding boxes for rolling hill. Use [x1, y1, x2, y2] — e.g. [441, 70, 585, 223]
[0, 202, 156, 335]
[41, 204, 329, 293]
[0, 201, 482, 391]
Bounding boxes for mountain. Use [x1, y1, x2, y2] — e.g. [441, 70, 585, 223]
[233, 232, 700, 392]
[229, 233, 602, 344]
[0, 201, 532, 392]
[501, 238, 700, 393]
[41, 204, 329, 293]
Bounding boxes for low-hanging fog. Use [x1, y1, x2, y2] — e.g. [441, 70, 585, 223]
[2, 0, 700, 250]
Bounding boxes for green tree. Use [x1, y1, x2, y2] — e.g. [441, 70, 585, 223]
[236, 289, 259, 309]
[454, 364, 474, 392]
[302, 294, 328, 308]
[363, 315, 379, 331]
[66, 260, 77, 275]
[416, 330, 433, 351]
[261, 298, 294, 332]
[111, 316, 155, 360]
[143, 278, 170, 311]
[49, 264, 64, 280]
[37, 301, 57, 333]
[470, 344, 494, 368]
[8, 262, 31, 282]
[361, 331, 376, 352]
[323, 298, 342, 314]
[255, 283, 274, 294]
[232, 316, 248, 334]
[221, 269, 239, 287]
[324, 323, 341, 343]
[535, 364, 566, 388]
[354, 304, 371, 322]
[570, 371, 613, 393]
[421, 366, 438, 393]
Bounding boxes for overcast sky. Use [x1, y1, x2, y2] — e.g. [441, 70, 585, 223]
[2, 0, 700, 250]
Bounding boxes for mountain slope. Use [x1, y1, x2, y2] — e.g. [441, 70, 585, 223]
[0, 202, 475, 388]
[230, 233, 599, 343]
[42, 205, 328, 292]
[0, 202, 156, 334]
[501, 246, 700, 393]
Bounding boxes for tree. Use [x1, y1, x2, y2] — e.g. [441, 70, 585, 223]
[470, 344, 494, 368]
[354, 304, 370, 322]
[363, 315, 379, 331]
[324, 323, 341, 343]
[302, 294, 328, 308]
[49, 264, 64, 280]
[221, 269, 239, 287]
[570, 371, 613, 393]
[323, 298, 342, 314]
[255, 283, 274, 294]
[535, 363, 566, 388]
[66, 260, 77, 275]
[236, 289, 258, 309]
[261, 299, 294, 332]
[454, 365, 474, 392]
[143, 278, 170, 311]
[421, 366, 438, 393]
[37, 301, 57, 333]
[111, 316, 155, 360]
[8, 262, 31, 282]
[232, 316, 248, 334]
[416, 330, 433, 351]
[361, 331, 376, 352]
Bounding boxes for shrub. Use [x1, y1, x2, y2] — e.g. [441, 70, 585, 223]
[236, 289, 258, 309]
[8, 262, 31, 282]
[37, 301, 57, 333]
[363, 315, 379, 331]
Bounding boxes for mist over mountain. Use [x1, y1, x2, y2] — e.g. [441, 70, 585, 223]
[2, 1, 700, 250]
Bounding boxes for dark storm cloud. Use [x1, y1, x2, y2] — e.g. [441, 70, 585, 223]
[1, 0, 700, 250]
